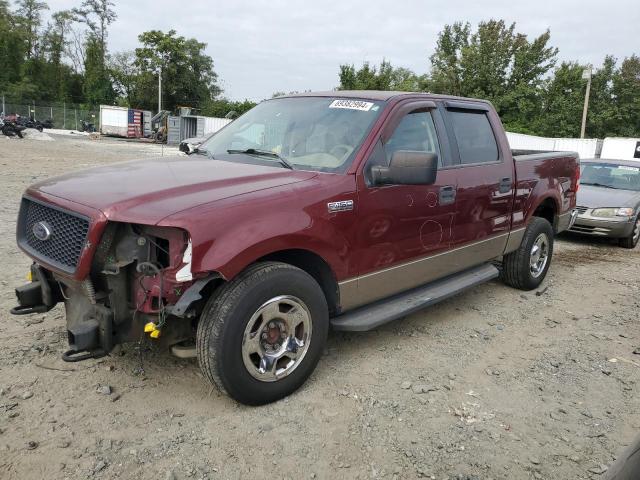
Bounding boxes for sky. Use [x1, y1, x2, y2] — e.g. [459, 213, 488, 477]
[43, 0, 639, 101]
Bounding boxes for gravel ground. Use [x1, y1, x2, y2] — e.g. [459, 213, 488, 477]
[0, 132, 639, 480]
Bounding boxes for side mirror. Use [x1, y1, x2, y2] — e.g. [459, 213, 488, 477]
[372, 151, 438, 186]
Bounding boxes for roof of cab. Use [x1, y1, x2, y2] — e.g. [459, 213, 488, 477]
[282, 90, 493, 105]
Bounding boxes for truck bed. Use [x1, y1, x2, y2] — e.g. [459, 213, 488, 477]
[512, 149, 579, 160]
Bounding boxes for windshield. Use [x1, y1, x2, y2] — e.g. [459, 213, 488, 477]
[199, 97, 384, 172]
[581, 162, 640, 192]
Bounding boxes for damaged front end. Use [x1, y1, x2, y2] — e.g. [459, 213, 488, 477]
[12, 198, 213, 361]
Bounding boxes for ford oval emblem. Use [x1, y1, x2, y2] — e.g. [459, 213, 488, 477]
[32, 221, 52, 241]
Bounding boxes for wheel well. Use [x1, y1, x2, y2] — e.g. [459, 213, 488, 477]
[258, 249, 340, 316]
[532, 198, 557, 228]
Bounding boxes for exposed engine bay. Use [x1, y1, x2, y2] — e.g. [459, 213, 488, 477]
[13, 221, 213, 362]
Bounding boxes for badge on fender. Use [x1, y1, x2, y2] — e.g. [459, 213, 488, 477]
[327, 200, 354, 213]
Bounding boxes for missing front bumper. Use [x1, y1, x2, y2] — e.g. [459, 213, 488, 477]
[11, 264, 115, 362]
[11, 264, 58, 315]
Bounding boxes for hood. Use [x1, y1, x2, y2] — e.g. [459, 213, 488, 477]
[31, 156, 317, 224]
[578, 184, 640, 209]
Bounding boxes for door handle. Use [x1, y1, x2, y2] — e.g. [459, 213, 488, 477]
[498, 177, 512, 194]
[439, 185, 456, 205]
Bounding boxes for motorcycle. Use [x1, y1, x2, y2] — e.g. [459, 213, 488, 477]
[1, 117, 26, 138]
[79, 120, 96, 133]
[17, 116, 53, 132]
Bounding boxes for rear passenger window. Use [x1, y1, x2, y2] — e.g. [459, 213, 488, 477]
[449, 110, 499, 164]
[385, 111, 441, 165]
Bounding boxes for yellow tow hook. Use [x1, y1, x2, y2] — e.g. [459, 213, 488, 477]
[144, 322, 162, 339]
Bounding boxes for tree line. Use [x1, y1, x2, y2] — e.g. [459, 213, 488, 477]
[0, 0, 255, 117]
[2, 3, 639, 137]
[338, 20, 640, 139]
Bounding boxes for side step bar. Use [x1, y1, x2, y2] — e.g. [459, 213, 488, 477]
[330, 263, 499, 332]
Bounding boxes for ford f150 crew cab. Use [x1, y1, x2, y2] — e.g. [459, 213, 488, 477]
[11, 91, 580, 405]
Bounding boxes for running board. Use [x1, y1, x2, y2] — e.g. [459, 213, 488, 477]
[331, 263, 499, 332]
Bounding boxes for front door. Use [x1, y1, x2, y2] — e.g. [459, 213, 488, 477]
[348, 103, 458, 308]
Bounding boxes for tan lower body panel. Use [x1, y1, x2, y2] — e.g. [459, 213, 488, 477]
[504, 227, 526, 255]
[339, 230, 525, 312]
[555, 211, 574, 233]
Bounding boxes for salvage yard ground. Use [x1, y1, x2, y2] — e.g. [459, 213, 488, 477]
[0, 133, 639, 480]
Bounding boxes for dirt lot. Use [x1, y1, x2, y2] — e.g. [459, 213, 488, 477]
[0, 132, 639, 480]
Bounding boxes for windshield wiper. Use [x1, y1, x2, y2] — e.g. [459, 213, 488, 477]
[581, 182, 616, 189]
[227, 148, 294, 170]
[194, 147, 214, 159]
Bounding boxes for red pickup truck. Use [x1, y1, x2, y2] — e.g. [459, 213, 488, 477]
[12, 91, 579, 404]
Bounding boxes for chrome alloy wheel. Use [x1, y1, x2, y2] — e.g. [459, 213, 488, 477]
[529, 233, 550, 278]
[241, 295, 312, 382]
[633, 218, 640, 244]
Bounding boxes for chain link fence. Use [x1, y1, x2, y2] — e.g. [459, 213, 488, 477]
[1, 97, 99, 130]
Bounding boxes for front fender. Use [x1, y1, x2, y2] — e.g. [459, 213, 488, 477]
[194, 213, 351, 281]
[156, 172, 357, 283]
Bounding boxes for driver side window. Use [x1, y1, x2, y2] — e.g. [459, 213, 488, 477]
[385, 111, 441, 166]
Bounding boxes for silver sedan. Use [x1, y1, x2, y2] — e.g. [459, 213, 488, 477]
[570, 158, 640, 249]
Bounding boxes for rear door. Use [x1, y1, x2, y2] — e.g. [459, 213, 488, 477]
[442, 101, 515, 266]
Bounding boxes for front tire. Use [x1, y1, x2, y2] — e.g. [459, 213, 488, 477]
[619, 215, 640, 249]
[501, 217, 554, 290]
[196, 262, 329, 405]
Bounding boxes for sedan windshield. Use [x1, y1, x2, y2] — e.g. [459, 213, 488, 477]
[200, 97, 384, 172]
[581, 163, 640, 192]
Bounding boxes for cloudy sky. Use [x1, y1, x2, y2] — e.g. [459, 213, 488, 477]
[44, 0, 639, 101]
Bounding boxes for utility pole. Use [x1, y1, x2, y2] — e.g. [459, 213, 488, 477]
[158, 65, 162, 114]
[580, 66, 592, 139]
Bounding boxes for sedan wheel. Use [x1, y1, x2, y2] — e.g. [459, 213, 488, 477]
[620, 216, 640, 249]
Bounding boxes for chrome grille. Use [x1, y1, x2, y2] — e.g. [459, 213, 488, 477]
[575, 206, 589, 215]
[18, 198, 90, 272]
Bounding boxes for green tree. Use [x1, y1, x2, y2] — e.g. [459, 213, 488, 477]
[131, 29, 220, 111]
[0, 1, 24, 91]
[427, 22, 471, 96]
[15, 0, 48, 59]
[427, 20, 557, 132]
[72, 0, 116, 59]
[612, 55, 640, 137]
[83, 34, 114, 104]
[201, 98, 257, 118]
[108, 50, 137, 105]
[587, 56, 618, 138]
[338, 59, 424, 91]
[533, 62, 585, 137]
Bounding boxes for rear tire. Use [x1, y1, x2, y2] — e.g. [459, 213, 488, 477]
[619, 216, 640, 249]
[501, 217, 554, 290]
[605, 433, 640, 480]
[196, 261, 329, 405]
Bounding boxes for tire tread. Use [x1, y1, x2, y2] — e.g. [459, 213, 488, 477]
[196, 261, 327, 404]
[501, 217, 554, 290]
